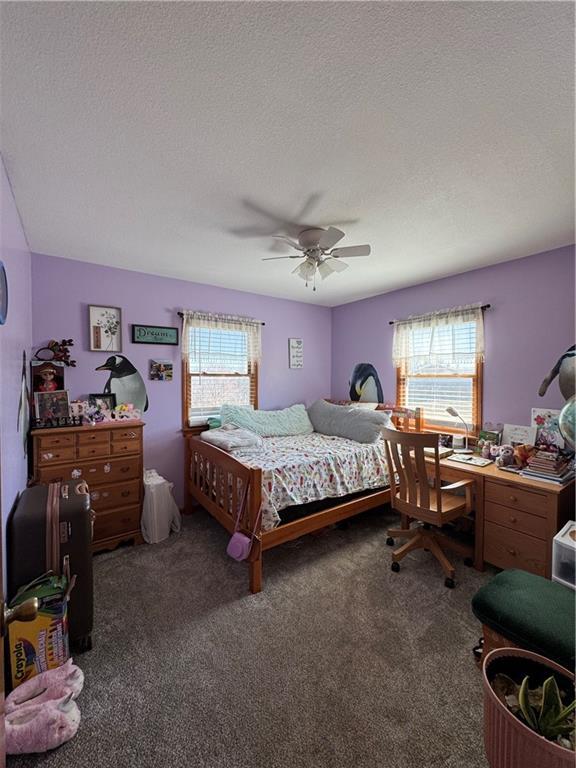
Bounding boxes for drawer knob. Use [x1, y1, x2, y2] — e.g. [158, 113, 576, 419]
[509, 495, 517, 502]
[510, 516, 517, 523]
[120, 467, 130, 473]
[121, 490, 130, 497]
[506, 547, 517, 556]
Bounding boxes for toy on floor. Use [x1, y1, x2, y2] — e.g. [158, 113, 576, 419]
[5, 659, 84, 754]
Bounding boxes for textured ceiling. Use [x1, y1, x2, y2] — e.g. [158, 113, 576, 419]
[1, 2, 574, 306]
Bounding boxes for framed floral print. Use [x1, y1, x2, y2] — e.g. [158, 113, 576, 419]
[89, 305, 122, 352]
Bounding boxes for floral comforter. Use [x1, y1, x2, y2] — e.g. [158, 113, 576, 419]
[232, 433, 390, 531]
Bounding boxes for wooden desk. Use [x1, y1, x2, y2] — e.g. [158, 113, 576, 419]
[430, 457, 575, 578]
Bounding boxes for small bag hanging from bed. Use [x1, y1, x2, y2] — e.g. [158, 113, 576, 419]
[226, 485, 261, 562]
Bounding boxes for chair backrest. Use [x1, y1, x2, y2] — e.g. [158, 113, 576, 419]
[381, 427, 443, 520]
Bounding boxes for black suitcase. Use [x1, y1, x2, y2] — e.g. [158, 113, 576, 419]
[7, 481, 94, 652]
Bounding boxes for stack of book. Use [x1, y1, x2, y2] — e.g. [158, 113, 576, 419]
[521, 451, 575, 484]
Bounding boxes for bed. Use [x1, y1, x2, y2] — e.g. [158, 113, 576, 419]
[184, 404, 423, 593]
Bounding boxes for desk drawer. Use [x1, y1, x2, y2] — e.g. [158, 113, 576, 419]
[78, 443, 110, 459]
[93, 505, 140, 542]
[38, 446, 76, 465]
[485, 501, 547, 539]
[484, 521, 547, 576]
[77, 430, 110, 445]
[89, 480, 141, 511]
[485, 481, 550, 517]
[38, 456, 140, 485]
[37, 434, 74, 450]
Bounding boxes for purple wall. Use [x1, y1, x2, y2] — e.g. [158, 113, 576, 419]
[31, 253, 332, 504]
[331, 245, 575, 426]
[0, 159, 32, 525]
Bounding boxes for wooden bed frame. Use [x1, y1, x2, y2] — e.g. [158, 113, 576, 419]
[184, 405, 423, 593]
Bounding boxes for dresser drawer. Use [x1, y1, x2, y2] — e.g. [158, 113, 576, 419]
[112, 427, 142, 443]
[111, 439, 141, 455]
[37, 446, 76, 465]
[77, 430, 111, 445]
[484, 521, 547, 576]
[484, 501, 547, 539]
[37, 456, 140, 485]
[93, 505, 141, 542]
[37, 433, 74, 450]
[78, 443, 110, 459]
[89, 480, 141, 511]
[484, 480, 550, 517]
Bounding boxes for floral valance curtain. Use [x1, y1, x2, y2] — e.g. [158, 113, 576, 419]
[181, 311, 262, 367]
[392, 303, 485, 369]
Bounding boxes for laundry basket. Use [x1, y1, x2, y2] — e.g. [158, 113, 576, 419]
[141, 470, 182, 544]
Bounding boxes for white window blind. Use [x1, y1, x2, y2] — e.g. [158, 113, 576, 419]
[393, 304, 484, 430]
[181, 312, 261, 426]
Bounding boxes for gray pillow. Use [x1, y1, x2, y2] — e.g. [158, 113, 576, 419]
[307, 399, 392, 443]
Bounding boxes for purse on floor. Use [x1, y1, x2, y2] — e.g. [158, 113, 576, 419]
[226, 485, 261, 562]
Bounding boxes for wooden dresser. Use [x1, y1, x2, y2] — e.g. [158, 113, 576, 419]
[30, 421, 144, 552]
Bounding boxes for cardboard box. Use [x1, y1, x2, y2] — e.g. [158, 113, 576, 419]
[9, 573, 70, 689]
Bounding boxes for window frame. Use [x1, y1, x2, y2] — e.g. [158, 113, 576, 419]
[181, 329, 259, 431]
[396, 358, 483, 435]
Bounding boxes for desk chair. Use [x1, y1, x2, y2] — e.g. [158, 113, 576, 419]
[382, 427, 475, 588]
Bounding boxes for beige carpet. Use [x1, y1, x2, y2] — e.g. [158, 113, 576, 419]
[8, 507, 491, 768]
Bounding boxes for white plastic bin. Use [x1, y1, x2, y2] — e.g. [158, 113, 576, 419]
[552, 520, 576, 590]
[141, 470, 182, 544]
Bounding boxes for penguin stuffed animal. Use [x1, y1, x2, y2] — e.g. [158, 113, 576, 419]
[95, 355, 149, 412]
[349, 363, 384, 403]
[538, 345, 576, 400]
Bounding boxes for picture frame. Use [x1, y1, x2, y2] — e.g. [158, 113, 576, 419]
[34, 390, 70, 421]
[89, 305, 122, 352]
[31, 360, 65, 394]
[149, 359, 173, 381]
[288, 338, 303, 369]
[88, 393, 117, 413]
[131, 324, 179, 345]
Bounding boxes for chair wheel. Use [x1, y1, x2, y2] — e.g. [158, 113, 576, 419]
[391, 561, 400, 573]
[386, 537, 395, 546]
[444, 577, 455, 589]
[464, 557, 474, 567]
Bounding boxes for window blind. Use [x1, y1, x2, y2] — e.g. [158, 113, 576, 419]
[181, 312, 261, 426]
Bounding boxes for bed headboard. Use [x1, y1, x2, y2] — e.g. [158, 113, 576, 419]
[327, 400, 423, 432]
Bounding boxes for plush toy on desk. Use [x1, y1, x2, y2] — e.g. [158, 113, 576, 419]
[491, 444, 515, 468]
[513, 443, 536, 468]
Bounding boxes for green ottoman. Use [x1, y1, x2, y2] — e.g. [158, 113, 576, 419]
[471, 569, 575, 670]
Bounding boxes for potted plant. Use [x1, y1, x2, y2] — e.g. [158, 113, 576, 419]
[483, 647, 575, 768]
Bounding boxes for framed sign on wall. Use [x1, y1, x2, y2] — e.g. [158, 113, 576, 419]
[131, 324, 179, 345]
[288, 338, 303, 369]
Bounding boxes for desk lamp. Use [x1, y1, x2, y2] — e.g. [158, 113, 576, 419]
[446, 407, 473, 454]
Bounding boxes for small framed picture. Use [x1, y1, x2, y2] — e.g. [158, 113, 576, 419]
[34, 390, 70, 421]
[89, 305, 122, 352]
[70, 400, 89, 418]
[31, 360, 65, 394]
[149, 359, 173, 381]
[88, 393, 117, 413]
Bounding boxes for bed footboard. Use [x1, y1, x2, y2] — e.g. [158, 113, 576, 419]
[185, 436, 263, 592]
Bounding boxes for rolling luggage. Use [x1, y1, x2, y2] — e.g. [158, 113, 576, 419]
[7, 481, 94, 652]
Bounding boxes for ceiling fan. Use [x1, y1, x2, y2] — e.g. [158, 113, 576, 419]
[262, 226, 371, 291]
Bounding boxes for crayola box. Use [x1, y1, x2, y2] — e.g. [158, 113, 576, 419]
[9, 574, 70, 689]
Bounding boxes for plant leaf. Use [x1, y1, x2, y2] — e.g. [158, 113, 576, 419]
[518, 676, 538, 730]
[539, 677, 564, 735]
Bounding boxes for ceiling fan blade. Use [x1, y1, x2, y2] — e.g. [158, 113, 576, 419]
[319, 227, 345, 250]
[272, 235, 303, 251]
[331, 244, 371, 258]
[295, 192, 322, 222]
[323, 258, 349, 273]
[262, 256, 302, 261]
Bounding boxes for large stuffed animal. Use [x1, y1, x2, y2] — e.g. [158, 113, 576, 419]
[349, 363, 384, 403]
[539, 345, 576, 451]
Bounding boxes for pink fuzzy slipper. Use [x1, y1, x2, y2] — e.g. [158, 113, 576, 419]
[5, 693, 81, 754]
[5, 659, 84, 713]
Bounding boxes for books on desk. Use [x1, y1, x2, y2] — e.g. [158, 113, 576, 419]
[521, 451, 575, 485]
[424, 446, 453, 459]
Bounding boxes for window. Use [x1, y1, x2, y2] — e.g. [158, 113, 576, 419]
[182, 312, 261, 426]
[394, 304, 484, 432]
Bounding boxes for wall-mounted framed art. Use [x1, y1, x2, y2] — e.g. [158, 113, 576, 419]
[89, 305, 122, 352]
[288, 338, 303, 369]
[131, 324, 179, 345]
